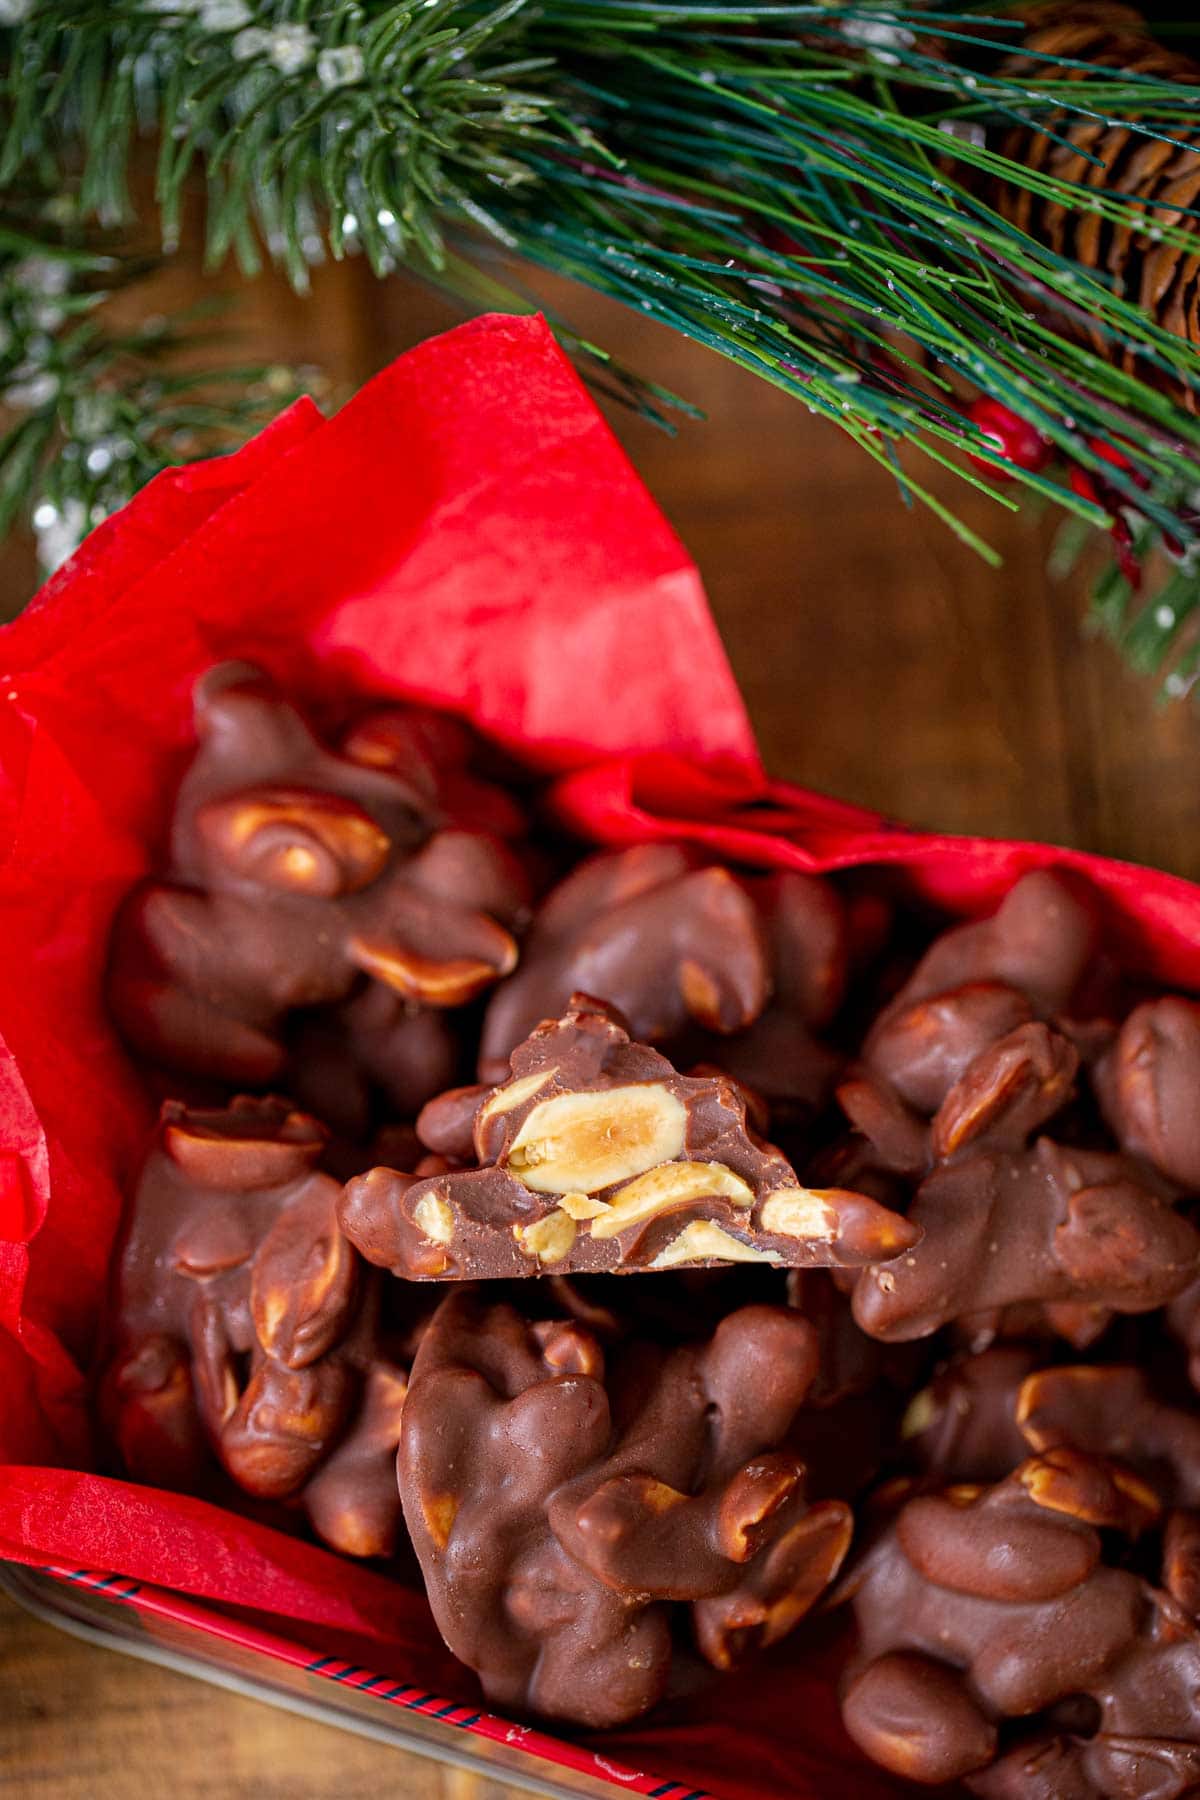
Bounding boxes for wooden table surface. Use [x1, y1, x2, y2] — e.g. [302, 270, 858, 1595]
[2, 242, 1199, 1800]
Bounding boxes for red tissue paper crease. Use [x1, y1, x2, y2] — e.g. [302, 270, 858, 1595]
[0, 312, 1196, 1800]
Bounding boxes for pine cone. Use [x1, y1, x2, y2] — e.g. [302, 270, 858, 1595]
[989, 2, 1200, 391]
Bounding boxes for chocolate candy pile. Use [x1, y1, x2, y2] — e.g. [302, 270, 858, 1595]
[101, 667, 1200, 1788]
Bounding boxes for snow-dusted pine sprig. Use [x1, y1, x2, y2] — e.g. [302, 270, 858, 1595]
[1, 1, 1198, 675]
[0, 208, 313, 573]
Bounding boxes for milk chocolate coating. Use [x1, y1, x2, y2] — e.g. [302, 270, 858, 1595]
[102, 1095, 413, 1557]
[787, 1267, 921, 1407]
[903, 1345, 1039, 1484]
[478, 845, 769, 1076]
[875, 870, 1100, 1026]
[1099, 996, 1200, 1190]
[339, 997, 918, 1279]
[853, 1136, 1200, 1342]
[1017, 1363, 1200, 1510]
[908, 1346, 1200, 1516]
[824, 875, 1200, 1353]
[398, 1285, 853, 1727]
[478, 847, 846, 1122]
[970, 1732, 1200, 1800]
[1168, 1274, 1200, 1391]
[1163, 1507, 1200, 1619]
[866, 983, 1037, 1120]
[846, 870, 1100, 1173]
[107, 664, 529, 1125]
[779, 1272, 924, 1503]
[685, 868, 848, 1124]
[841, 1449, 1200, 1795]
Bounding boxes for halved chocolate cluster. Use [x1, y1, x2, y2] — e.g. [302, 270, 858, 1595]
[339, 996, 916, 1279]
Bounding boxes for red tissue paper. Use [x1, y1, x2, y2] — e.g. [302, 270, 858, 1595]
[2, 313, 1199, 1800]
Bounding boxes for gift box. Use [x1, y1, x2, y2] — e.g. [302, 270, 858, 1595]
[3, 313, 1199, 1800]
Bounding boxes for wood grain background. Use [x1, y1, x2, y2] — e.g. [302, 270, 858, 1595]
[2, 238, 1198, 1799]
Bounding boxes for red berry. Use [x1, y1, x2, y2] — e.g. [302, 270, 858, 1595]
[1070, 466, 1143, 591]
[966, 398, 1054, 478]
[1069, 466, 1102, 507]
[1088, 436, 1149, 490]
[1089, 437, 1131, 471]
[1110, 513, 1142, 591]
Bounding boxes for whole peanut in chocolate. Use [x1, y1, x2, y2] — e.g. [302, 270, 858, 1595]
[844, 870, 1101, 1173]
[398, 1285, 854, 1727]
[872, 870, 1100, 1027]
[102, 1095, 413, 1557]
[107, 663, 529, 1123]
[340, 997, 918, 1279]
[1099, 995, 1200, 1190]
[1016, 1362, 1200, 1510]
[907, 1348, 1200, 1518]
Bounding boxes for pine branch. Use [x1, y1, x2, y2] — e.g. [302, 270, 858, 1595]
[0, 0, 1198, 675]
[0, 199, 313, 575]
[4, 0, 570, 284]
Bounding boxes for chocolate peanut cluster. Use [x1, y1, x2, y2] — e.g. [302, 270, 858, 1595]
[398, 1286, 852, 1725]
[101, 669, 1200, 1778]
[845, 1347, 1200, 1794]
[841, 1448, 1200, 1796]
[836, 872, 1200, 1346]
[107, 663, 530, 1132]
[477, 844, 848, 1124]
[101, 1095, 416, 1558]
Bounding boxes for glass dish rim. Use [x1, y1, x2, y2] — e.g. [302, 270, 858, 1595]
[1, 1559, 718, 1800]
